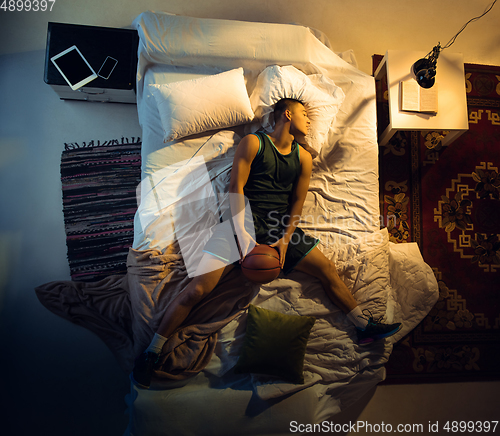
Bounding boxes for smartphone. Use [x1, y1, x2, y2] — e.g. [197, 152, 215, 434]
[51, 46, 97, 90]
[98, 56, 118, 80]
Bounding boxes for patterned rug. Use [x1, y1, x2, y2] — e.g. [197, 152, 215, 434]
[374, 56, 500, 383]
[60, 137, 141, 282]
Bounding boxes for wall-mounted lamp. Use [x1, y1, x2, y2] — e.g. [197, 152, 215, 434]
[411, 0, 497, 88]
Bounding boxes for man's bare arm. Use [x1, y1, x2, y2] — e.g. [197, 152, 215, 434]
[228, 134, 260, 258]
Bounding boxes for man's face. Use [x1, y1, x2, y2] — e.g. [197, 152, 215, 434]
[289, 103, 310, 142]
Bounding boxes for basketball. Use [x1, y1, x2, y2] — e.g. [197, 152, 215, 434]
[241, 244, 281, 284]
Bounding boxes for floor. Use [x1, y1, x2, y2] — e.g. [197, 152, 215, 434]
[1, 49, 498, 436]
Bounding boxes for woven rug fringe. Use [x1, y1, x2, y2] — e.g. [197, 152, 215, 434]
[64, 137, 141, 151]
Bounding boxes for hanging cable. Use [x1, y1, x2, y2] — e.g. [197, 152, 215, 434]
[442, 0, 497, 50]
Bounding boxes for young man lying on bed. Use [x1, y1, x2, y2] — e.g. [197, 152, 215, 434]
[132, 98, 401, 389]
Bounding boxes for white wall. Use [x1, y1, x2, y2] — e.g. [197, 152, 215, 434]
[1, 1, 499, 435]
[1, 0, 500, 74]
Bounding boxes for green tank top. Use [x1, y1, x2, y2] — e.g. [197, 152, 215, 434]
[243, 131, 301, 219]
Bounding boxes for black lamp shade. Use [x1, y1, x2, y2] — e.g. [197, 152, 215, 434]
[412, 58, 437, 88]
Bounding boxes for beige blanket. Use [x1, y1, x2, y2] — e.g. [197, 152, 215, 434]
[35, 243, 256, 381]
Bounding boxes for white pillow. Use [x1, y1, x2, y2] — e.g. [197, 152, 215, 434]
[249, 65, 345, 153]
[150, 67, 255, 142]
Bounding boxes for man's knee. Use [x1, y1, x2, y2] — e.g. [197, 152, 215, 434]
[179, 280, 211, 307]
[304, 255, 340, 285]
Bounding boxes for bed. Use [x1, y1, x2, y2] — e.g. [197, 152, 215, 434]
[36, 10, 439, 436]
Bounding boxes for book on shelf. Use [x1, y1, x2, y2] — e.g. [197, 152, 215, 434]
[400, 80, 438, 114]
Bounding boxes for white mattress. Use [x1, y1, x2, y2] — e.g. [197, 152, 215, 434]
[125, 11, 439, 436]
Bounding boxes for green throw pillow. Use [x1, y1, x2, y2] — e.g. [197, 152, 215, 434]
[234, 305, 316, 384]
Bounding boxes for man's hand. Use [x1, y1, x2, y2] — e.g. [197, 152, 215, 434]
[269, 237, 289, 269]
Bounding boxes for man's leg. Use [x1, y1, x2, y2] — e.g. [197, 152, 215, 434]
[293, 246, 401, 344]
[293, 245, 357, 314]
[132, 253, 234, 388]
[156, 254, 234, 339]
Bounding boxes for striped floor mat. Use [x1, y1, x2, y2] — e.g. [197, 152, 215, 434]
[60, 137, 141, 281]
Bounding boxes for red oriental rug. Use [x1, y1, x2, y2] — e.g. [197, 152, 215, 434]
[374, 56, 500, 383]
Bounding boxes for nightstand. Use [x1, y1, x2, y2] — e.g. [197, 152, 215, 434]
[374, 50, 469, 146]
[44, 22, 139, 103]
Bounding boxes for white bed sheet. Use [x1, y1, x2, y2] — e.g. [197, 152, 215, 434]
[132, 9, 380, 250]
[126, 10, 439, 435]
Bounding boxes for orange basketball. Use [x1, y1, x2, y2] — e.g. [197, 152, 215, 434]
[241, 244, 281, 284]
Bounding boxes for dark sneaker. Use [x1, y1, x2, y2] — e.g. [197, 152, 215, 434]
[131, 351, 159, 389]
[356, 310, 402, 345]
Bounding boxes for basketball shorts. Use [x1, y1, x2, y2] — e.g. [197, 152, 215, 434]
[202, 209, 319, 275]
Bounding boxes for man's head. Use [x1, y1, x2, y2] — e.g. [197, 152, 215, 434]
[273, 98, 305, 124]
[273, 98, 310, 141]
